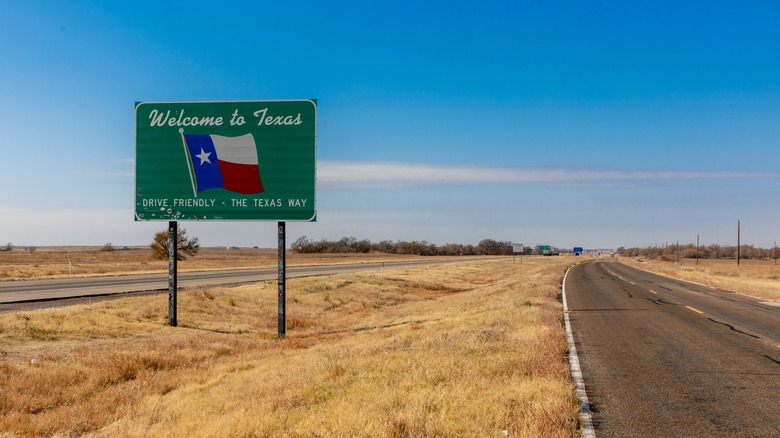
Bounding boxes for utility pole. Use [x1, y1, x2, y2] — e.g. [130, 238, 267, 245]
[676, 241, 679, 264]
[696, 235, 699, 265]
[737, 220, 740, 266]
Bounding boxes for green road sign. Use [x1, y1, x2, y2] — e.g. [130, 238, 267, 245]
[135, 100, 316, 221]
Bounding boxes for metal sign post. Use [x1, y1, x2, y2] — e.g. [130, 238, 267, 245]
[278, 221, 286, 338]
[168, 220, 178, 326]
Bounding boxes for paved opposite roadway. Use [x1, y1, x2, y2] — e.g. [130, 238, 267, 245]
[566, 260, 780, 437]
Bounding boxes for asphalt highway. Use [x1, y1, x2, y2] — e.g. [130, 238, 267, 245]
[565, 261, 780, 437]
[0, 260, 452, 304]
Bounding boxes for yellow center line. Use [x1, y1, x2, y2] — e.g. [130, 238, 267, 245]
[648, 289, 658, 294]
[686, 306, 704, 314]
[629, 281, 636, 285]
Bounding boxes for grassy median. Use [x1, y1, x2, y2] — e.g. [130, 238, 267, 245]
[0, 257, 579, 437]
[0, 247, 430, 280]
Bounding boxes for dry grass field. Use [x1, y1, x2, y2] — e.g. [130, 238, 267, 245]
[0, 256, 580, 437]
[619, 256, 780, 302]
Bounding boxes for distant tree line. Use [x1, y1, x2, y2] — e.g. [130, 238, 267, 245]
[617, 243, 779, 260]
[291, 236, 519, 256]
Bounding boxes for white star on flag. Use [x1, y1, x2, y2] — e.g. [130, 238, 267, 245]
[196, 148, 212, 165]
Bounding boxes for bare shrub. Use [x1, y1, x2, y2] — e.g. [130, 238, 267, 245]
[150, 228, 200, 260]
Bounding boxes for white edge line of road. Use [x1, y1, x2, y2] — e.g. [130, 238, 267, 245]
[562, 264, 596, 438]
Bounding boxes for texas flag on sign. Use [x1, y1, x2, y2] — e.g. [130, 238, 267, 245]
[182, 132, 265, 195]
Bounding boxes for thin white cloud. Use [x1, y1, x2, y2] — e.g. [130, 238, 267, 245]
[318, 161, 780, 187]
[0, 204, 144, 246]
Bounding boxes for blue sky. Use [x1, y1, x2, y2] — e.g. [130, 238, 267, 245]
[1, 1, 779, 249]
